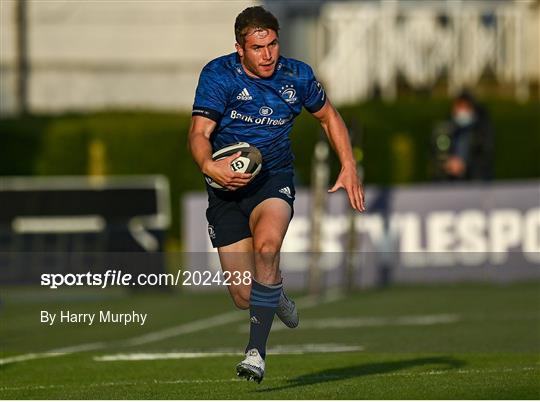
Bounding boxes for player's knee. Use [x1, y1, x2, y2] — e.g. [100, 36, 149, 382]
[253, 237, 281, 258]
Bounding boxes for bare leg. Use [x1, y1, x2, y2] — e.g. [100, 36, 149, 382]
[218, 237, 254, 310]
[249, 198, 292, 284]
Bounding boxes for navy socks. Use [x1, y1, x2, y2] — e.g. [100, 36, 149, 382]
[246, 280, 282, 359]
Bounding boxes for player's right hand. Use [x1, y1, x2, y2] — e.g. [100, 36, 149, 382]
[203, 152, 252, 191]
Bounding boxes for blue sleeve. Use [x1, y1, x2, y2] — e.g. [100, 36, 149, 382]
[302, 64, 326, 113]
[192, 66, 229, 122]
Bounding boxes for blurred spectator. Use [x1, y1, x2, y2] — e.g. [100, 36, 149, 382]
[444, 90, 494, 181]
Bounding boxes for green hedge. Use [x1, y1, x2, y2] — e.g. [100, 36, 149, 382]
[1, 98, 538, 242]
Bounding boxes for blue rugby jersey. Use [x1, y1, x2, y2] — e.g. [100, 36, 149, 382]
[192, 53, 326, 177]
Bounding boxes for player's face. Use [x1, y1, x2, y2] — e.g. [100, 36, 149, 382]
[236, 28, 280, 79]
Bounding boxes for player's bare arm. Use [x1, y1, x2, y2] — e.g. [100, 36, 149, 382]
[188, 116, 252, 191]
[312, 99, 366, 212]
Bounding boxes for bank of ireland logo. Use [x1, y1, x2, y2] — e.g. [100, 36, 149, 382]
[279, 84, 297, 104]
[259, 106, 273, 116]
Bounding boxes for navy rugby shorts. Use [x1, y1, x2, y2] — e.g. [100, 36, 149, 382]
[205, 172, 295, 248]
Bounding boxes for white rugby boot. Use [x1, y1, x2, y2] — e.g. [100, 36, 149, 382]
[276, 291, 299, 328]
[236, 348, 265, 383]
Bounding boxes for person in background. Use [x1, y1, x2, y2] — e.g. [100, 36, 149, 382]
[444, 90, 494, 181]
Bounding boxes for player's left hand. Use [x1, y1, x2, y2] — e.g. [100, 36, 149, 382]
[328, 165, 365, 212]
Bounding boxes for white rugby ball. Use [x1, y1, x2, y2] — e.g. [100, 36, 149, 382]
[205, 142, 262, 190]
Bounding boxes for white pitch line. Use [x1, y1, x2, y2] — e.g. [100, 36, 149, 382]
[0, 353, 62, 366]
[255, 314, 461, 333]
[1, 366, 538, 393]
[0, 342, 108, 366]
[94, 343, 364, 361]
[123, 310, 243, 347]
[96, 352, 239, 361]
[49, 342, 108, 354]
[0, 291, 345, 366]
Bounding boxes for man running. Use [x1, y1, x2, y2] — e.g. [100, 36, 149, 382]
[188, 6, 365, 383]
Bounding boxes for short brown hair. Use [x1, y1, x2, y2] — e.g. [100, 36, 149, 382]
[234, 6, 279, 46]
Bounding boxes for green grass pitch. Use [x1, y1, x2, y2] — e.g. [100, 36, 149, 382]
[1, 282, 539, 399]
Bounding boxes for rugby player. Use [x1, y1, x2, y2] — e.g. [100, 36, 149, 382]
[188, 6, 365, 383]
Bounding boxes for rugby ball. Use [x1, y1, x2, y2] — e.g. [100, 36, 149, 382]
[205, 142, 262, 190]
